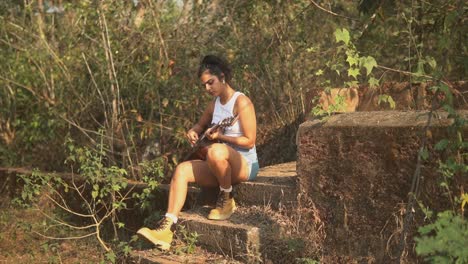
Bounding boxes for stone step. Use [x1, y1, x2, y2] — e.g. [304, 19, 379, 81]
[125, 162, 298, 211]
[130, 248, 242, 264]
[235, 161, 297, 208]
[175, 204, 299, 262]
[0, 162, 298, 210]
[133, 205, 297, 262]
[178, 207, 261, 262]
[177, 161, 298, 209]
[1, 165, 299, 262]
[128, 162, 299, 262]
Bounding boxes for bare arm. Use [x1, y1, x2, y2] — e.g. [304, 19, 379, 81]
[187, 100, 215, 144]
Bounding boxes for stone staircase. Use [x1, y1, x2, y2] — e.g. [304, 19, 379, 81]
[131, 162, 298, 263]
[0, 162, 299, 263]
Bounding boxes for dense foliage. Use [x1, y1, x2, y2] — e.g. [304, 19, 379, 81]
[1, 0, 465, 172]
[0, 0, 466, 261]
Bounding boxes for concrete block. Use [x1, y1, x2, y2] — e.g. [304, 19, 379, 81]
[235, 162, 297, 208]
[170, 162, 298, 209]
[297, 111, 468, 263]
[179, 207, 260, 261]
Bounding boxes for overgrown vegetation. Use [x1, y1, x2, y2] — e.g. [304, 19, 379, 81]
[0, 0, 466, 262]
[1, 0, 465, 171]
[414, 104, 467, 263]
[305, 3, 467, 263]
[9, 137, 168, 261]
[0, 206, 105, 263]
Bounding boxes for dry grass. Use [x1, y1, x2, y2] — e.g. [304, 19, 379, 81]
[0, 197, 104, 264]
[229, 194, 324, 263]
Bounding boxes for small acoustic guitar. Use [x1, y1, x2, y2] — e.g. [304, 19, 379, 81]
[184, 115, 239, 161]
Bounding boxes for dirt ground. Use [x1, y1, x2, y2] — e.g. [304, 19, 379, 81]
[0, 192, 243, 264]
[0, 204, 104, 263]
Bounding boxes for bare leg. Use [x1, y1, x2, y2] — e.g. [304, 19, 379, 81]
[166, 160, 218, 216]
[166, 144, 249, 217]
[206, 143, 249, 188]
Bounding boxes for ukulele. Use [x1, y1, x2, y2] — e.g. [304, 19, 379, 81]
[185, 115, 239, 161]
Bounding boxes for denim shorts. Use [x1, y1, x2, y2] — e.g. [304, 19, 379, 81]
[228, 144, 259, 181]
[247, 161, 260, 181]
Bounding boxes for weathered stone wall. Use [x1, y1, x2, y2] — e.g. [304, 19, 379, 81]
[260, 81, 467, 167]
[296, 111, 467, 263]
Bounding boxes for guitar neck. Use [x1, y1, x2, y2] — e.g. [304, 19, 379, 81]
[183, 115, 238, 162]
[194, 115, 238, 147]
[197, 124, 219, 144]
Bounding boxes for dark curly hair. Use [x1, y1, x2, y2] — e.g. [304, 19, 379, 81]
[197, 55, 232, 84]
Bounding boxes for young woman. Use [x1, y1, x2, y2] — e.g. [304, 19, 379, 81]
[137, 55, 259, 250]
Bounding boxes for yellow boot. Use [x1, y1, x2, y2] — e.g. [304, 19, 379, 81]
[137, 217, 175, 250]
[208, 190, 236, 220]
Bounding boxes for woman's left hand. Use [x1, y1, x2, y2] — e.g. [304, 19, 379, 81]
[205, 126, 222, 141]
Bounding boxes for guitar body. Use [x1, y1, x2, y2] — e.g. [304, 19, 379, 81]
[186, 139, 220, 161]
[184, 115, 238, 161]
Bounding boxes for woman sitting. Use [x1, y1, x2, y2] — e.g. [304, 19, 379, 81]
[137, 55, 259, 250]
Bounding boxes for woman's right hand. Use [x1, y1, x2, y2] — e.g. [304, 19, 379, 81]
[187, 129, 199, 146]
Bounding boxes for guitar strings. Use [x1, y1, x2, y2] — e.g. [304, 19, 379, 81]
[183, 100, 253, 161]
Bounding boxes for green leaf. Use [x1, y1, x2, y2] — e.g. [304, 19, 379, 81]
[162, 98, 169, 108]
[315, 69, 324, 76]
[420, 147, 429, 161]
[415, 211, 468, 262]
[348, 67, 360, 79]
[346, 56, 359, 67]
[435, 139, 449, 151]
[360, 56, 377, 76]
[306, 46, 318, 53]
[105, 251, 116, 263]
[345, 81, 359, 87]
[91, 190, 98, 199]
[439, 83, 454, 106]
[334, 28, 350, 45]
[387, 96, 396, 109]
[368, 77, 379, 88]
[377, 94, 395, 109]
[346, 50, 359, 67]
[426, 56, 437, 69]
[414, 60, 426, 77]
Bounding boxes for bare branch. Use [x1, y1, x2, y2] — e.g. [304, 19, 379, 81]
[32, 230, 97, 240]
[0, 75, 53, 104]
[46, 182, 73, 212]
[148, 1, 169, 62]
[376, 64, 451, 87]
[309, 0, 360, 22]
[70, 174, 99, 225]
[35, 206, 97, 230]
[82, 52, 110, 129]
[45, 193, 94, 218]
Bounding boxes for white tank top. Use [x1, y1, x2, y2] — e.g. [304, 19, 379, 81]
[212, 91, 258, 160]
[212, 91, 243, 137]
